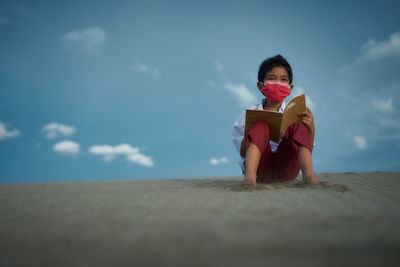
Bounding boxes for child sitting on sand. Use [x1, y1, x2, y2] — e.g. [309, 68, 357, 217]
[232, 55, 319, 186]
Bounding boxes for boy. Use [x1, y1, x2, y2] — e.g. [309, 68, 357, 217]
[232, 55, 319, 186]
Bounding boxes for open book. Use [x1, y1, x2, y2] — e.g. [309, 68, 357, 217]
[244, 94, 307, 142]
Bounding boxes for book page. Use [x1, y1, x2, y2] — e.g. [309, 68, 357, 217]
[245, 110, 283, 142]
[280, 94, 307, 139]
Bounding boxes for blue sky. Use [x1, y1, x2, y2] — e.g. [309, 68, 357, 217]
[1, 0, 400, 183]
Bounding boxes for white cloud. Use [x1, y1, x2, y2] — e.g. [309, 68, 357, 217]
[89, 143, 154, 167]
[361, 32, 400, 60]
[88, 143, 139, 161]
[42, 123, 76, 139]
[339, 32, 400, 85]
[126, 153, 154, 167]
[210, 157, 228, 165]
[372, 97, 394, 113]
[131, 62, 159, 76]
[90, 144, 139, 155]
[331, 31, 400, 169]
[214, 61, 223, 72]
[336, 32, 400, 146]
[53, 140, 80, 156]
[225, 83, 257, 107]
[62, 26, 107, 53]
[353, 136, 367, 150]
[0, 121, 20, 140]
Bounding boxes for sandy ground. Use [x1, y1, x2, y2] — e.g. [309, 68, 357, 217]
[1, 172, 399, 267]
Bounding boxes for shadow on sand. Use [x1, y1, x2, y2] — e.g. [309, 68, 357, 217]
[197, 179, 351, 193]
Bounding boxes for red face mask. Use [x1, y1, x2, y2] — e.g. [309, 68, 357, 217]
[262, 81, 291, 102]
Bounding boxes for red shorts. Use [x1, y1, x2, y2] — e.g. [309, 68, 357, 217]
[244, 121, 312, 183]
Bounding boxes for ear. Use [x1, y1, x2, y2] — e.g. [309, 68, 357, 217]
[257, 82, 263, 93]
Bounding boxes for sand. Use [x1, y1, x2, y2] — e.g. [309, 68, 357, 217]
[1, 172, 399, 267]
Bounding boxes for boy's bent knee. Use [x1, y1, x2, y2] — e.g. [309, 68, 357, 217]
[288, 121, 306, 133]
[248, 121, 271, 141]
[249, 121, 270, 134]
[286, 122, 309, 140]
[246, 121, 271, 154]
[285, 122, 312, 153]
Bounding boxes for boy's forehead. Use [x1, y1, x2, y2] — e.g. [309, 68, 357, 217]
[266, 66, 289, 77]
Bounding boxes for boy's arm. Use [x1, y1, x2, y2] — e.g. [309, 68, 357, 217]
[232, 110, 247, 156]
[298, 107, 315, 150]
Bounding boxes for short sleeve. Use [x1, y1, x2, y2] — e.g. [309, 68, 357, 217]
[232, 110, 246, 154]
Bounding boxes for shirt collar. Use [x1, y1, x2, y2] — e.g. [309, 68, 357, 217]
[258, 98, 286, 112]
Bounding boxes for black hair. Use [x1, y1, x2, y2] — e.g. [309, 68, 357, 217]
[257, 54, 293, 84]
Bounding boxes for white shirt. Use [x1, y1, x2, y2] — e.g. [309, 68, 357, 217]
[232, 98, 286, 174]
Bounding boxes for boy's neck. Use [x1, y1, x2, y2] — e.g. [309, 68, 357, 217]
[263, 98, 282, 111]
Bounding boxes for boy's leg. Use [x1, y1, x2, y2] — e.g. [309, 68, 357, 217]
[274, 122, 318, 183]
[298, 145, 318, 184]
[243, 121, 273, 185]
[244, 143, 260, 185]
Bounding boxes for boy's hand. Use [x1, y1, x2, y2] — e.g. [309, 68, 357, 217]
[298, 107, 315, 134]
